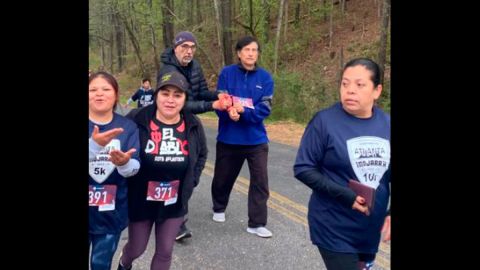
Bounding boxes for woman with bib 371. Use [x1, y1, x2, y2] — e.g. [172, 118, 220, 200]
[117, 71, 207, 270]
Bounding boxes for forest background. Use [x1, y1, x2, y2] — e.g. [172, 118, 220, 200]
[88, 0, 390, 124]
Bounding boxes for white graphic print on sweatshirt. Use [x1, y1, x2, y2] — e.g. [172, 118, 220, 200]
[89, 139, 121, 183]
[347, 136, 390, 189]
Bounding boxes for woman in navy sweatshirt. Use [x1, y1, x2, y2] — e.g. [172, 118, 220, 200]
[294, 58, 391, 270]
[89, 72, 140, 270]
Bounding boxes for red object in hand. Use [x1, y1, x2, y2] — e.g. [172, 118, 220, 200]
[220, 94, 233, 109]
[348, 180, 375, 211]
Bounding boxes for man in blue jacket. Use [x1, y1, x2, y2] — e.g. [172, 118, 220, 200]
[210, 36, 274, 238]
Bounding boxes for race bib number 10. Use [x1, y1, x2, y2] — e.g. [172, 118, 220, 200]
[89, 184, 117, 211]
[146, 180, 180, 205]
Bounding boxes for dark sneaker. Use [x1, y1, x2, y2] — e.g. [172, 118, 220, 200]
[175, 226, 192, 241]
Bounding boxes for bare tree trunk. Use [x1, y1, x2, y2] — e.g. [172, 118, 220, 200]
[122, 28, 127, 59]
[147, 0, 160, 75]
[187, 1, 193, 27]
[377, 0, 390, 83]
[283, 0, 288, 43]
[294, 1, 300, 27]
[329, 0, 333, 48]
[162, 0, 174, 49]
[274, 0, 286, 75]
[109, 13, 114, 72]
[323, 0, 328, 22]
[221, 0, 234, 65]
[100, 42, 105, 68]
[249, 0, 253, 32]
[337, 46, 344, 87]
[113, 12, 124, 72]
[100, 15, 106, 69]
[121, 15, 147, 76]
[213, 0, 225, 67]
[196, 0, 203, 29]
[262, 0, 270, 42]
[377, 0, 381, 18]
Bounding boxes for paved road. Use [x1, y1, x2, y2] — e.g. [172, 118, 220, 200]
[109, 116, 390, 270]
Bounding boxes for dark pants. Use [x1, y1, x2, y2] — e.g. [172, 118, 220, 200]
[119, 217, 184, 270]
[211, 142, 269, 228]
[318, 246, 376, 270]
[89, 233, 121, 270]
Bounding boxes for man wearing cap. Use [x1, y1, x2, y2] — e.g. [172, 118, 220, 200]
[158, 31, 230, 115]
[157, 31, 230, 241]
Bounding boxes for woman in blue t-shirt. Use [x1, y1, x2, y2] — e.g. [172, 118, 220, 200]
[89, 72, 140, 270]
[294, 58, 391, 270]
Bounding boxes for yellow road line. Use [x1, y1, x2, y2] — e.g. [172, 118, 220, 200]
[229, 181, 309, 226]
[203, 161, 390, 268]
[206, 162, 308, 214]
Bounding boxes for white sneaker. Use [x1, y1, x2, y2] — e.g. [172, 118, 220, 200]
[247, 227, 273, 238]
[212, 212, 225, 222]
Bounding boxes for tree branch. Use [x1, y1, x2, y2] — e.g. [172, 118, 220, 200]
[233, 15, 255, 36]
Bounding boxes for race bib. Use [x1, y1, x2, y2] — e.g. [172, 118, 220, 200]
[232, 96, 254, 109]
[89, 184, 117, 211]
[146, 180, 180, 205]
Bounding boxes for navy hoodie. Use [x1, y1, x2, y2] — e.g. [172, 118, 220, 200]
[89, 113, 140, 234]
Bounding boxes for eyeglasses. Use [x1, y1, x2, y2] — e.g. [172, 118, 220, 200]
[180, 44, 196, 52]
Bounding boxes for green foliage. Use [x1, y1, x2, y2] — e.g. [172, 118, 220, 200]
[378, 78, 390, 114]
[116, 73, 143, 103]
[258, 42, 275, 72]
[89, 49, 102, 71]
[89, 0, 391, 125]
[271, 70, 336, 123]
[198, 111, 218, 119]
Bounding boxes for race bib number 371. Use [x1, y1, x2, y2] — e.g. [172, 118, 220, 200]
[146, 180, 180, 205]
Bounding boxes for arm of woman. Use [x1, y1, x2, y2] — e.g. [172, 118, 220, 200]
[89, 125, 124, 159]
[111, 122, 141, 177]
[294, 114, 368, 213]
[381, 215, 391, 242]
[192, 118, 208, 187]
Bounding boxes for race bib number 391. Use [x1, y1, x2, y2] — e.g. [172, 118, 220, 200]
[146, 180, 180, 205]
[89, 184, 117, 211]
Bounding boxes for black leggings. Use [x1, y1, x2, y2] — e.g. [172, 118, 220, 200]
[318, 246, 376, 270]
[120, 217, 183, 270]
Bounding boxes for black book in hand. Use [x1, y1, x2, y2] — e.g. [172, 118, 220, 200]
[348, 179, 375, 211]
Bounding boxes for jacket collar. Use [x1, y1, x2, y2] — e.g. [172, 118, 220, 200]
[161, 47, 193, 69]
[236, 62, 258, 72]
